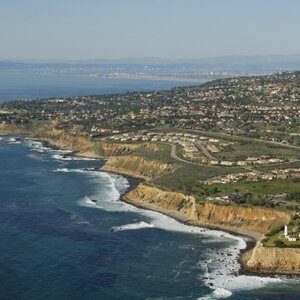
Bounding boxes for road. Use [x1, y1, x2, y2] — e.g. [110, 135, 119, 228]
[170, 144, 204, 166]
[195, 141, 217, 160]
[169, 143, 299, 171]
[187, 129, 300, 151]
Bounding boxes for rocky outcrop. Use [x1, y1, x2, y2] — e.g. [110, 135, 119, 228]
[244, 242, 300, 274]
[102, 156, 175, 180]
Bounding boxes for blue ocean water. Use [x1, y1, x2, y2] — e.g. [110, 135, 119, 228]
[0, 73, 198, 102]
[0, 137, 299, 300]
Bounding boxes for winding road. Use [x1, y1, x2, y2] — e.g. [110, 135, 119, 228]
[170, 144, 203, 166]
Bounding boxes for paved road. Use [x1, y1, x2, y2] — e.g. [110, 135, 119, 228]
[187, 128, 300, 151]
[170, 144, 204, 166]
[195, 141, 217, 160]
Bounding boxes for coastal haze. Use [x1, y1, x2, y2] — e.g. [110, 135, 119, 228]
[2, 55, 300, 102]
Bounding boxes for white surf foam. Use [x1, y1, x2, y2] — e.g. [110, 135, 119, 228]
[54, 168, 71, 173]
[21, 138, 97, 161]
[7, 137, 21, 144]
[199, 252, 282, 294]
[198, 287, 233, 300]
[112, 221, 154, 232]
[78, 172, 131, 211]
[52, 153, 96, 161]
[23, 140, 72, 155]
[60, 168, 291, 295]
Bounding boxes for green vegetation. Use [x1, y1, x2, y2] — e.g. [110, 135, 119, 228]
[131, 142, 241, 194]
[152, 164, 241, 193]
[263, 218, 300, 248]
[215, 141, 299, 161]
[257, 160, 300, 172]
[137, 143, 177, 163]
[206, 179, 300, 195]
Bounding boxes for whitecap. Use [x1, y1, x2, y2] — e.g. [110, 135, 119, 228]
[51, 153, 96, 161]
[198, 287, 232, 299]
[7, 137, 21, 144]
[112, 221, 154, 232]
[54, 168, 71, 173]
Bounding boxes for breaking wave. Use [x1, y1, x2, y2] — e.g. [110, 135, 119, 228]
[198, 287, 233, 299]
[54, 168, 71, 173]
[112, 221, 154, 232]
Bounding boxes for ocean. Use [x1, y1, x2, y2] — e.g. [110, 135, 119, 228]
[0, 76, 299, 299]
[0, 73, 198, 102]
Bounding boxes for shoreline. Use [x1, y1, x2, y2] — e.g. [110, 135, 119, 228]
[100, 166, 150, 181]
[120, 185, 258, 254]
[2, 134, 299, 276]
[27, 135, 260, 257]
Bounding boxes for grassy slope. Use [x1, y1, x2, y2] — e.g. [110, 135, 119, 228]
[206, 179, 300, 195]
[216, 142, 299, 160]
[263, 219, 300, 248]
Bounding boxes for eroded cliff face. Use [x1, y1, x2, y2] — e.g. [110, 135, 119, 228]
[124, 183, 290, 234]
[0, 123, 32, 135]
[123, 183, 197, 219]
[102, 156, 175, 180]
[195, 202, 290, 235]
[244, 242, 300, 274]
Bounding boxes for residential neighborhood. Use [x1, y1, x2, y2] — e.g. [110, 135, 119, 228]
[1, 72, 299, 146]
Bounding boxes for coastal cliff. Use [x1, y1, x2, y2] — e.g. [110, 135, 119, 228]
[32, 128, 157, 158]
[0, 123, 32, 135]
[244, 242, 300, 274]
[102, 156, 175, 180]
[124, 183, 290, 235]
[123, 183, 299, 274]
[195, 202, 290, 235]
[0, 123, 157, 158]
[123, 183, 197, 219]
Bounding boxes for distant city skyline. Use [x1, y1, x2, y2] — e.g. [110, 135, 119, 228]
[1, 0, 299, 60]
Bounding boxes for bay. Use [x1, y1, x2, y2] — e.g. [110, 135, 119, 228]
[0, 73, 198, 102]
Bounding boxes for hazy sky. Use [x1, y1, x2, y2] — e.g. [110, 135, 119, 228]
[0, 0, 299, 60]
